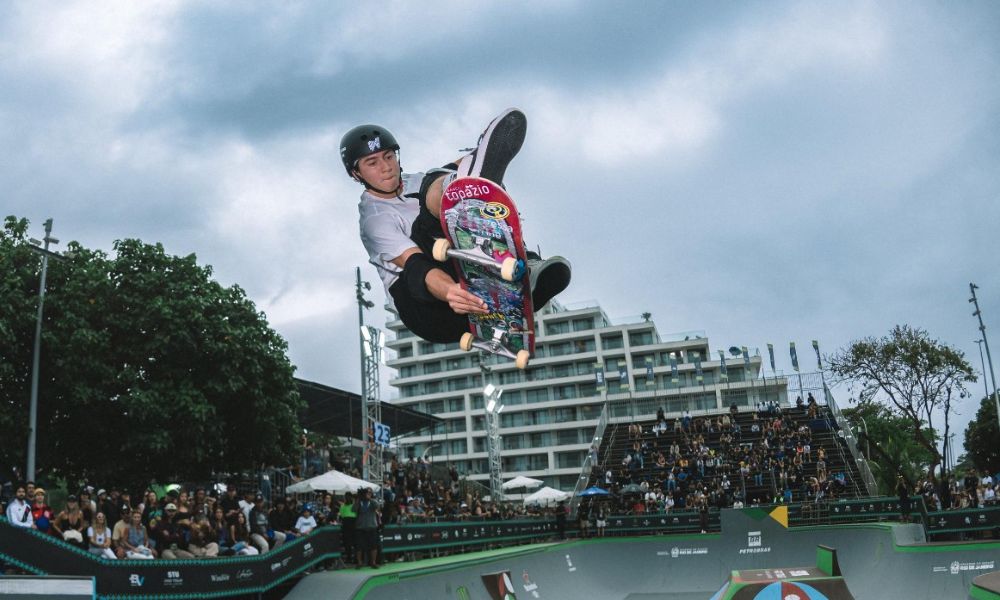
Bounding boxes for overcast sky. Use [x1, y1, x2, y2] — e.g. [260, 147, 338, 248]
[4, 1, 998, 452]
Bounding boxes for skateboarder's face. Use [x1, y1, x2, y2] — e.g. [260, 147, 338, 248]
[356, 150, 400, 196]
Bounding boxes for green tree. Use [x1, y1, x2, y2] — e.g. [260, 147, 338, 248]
[963, 395, 1000, 475]
[842, 402, 938, 493]
[0, 216, 304, 488]
[828, 325, 975, 481]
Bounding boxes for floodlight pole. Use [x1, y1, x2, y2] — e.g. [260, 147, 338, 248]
[27, 218, 58, 482]
[356, 267, 383, 496]
[975, 339, 991, 402]
[969, 283, 1000, 435]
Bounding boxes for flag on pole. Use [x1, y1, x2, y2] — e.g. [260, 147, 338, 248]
[670, 352, 679, 384]
[767, 343, 776, 373]
[812, 340, 822, 369]
[741, 346, 751, 370]
[619, 364, 629, 391]
[693, 351, 703, 383]
[790, 342, 800, 372]
[645, 356, 654, 379]
[718, 350, 728, 381]
[594, 362, 605, 391]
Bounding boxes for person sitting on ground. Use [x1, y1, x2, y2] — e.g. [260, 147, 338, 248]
[342, 109, 571, 345]
[120, 510, 156, 559]
[111, 505, 132, 558]
[155, 503, 194, 559]
[295, 505, 318, 536]
[87, 512, 116, 559]
[186, 515, 220, 558]
[248, 495, 285, 553]
[228, 511, 259, 556]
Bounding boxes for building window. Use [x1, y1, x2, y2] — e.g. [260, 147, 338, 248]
[574, 338, 596, 353]
[602, 335, 624, 350]
[545, 321, 570, 336]
[447, 397, 465, 412]
[551, 363, 572, 378]
[553, 407, 576, 422]
[629, 331, 655, 346]
[548, 342, 572, 356]
[424, 381, 442, 394]
[572, 317, 594, 332]
[398, 345, 413, 358]
[556, 451, 586, 469]
[554, 385, 577, 400]
[526, 389, 549, 404]
[449, 439, 467, 455]
[424, 361, 442, 374]
[529, 432, 552, 447]
[557, 429, 580, 444]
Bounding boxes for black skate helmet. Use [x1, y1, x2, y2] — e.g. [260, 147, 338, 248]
[340, 124, 400, 177]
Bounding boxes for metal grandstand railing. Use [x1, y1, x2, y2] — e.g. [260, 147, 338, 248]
[569, 400, 611, 517]
[822, 384, 878, 496]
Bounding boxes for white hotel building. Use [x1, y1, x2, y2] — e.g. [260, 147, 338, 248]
[385, 301, 788, 492]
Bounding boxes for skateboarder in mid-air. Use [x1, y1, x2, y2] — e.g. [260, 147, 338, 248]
[342, 109, 571, 344]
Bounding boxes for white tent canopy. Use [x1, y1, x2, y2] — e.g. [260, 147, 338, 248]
[501, 475, 544, 491]
[286, 469, 380, 494]
[522, 486, 570, 507]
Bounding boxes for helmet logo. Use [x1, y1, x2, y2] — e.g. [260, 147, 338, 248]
[480, 202, 510, 220]
[367, 137, 381, 152]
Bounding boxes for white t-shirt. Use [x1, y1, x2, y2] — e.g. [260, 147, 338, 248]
[294, 515, 317, 534]
[358, 172, 425, 298]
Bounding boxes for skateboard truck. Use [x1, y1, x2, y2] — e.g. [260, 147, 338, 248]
[432, 238, 526, 282]
[460, 329, 530, 369]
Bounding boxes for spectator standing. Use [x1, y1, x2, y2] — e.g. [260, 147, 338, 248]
[354, 488, 380, 569]
[339, 492, 357, 563]
[896, 476, 911, 523]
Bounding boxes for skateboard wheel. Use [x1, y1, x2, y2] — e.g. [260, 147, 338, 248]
[459, 332, 475, 352]
[432, 238, 451, 262]
[500, 257, 524, 282]
[515, 350, 530, 369]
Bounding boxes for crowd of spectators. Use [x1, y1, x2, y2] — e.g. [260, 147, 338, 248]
[0, 480, 349, 562]
[586, 395, 851, 517]
[0, 453, 566, 567]
[911, 470, 999, 513]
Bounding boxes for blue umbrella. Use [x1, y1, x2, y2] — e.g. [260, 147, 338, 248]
[576, 486, 611, 497]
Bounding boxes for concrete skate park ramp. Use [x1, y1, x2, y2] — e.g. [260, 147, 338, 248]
[287, 509, 1000, 600]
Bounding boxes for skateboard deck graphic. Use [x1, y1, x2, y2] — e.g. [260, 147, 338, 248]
[436, 177, 534, 368]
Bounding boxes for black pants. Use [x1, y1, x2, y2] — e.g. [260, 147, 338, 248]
[390, 167, 468, 343]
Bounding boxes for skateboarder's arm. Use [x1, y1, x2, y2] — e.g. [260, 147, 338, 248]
[391, 248, 488, 315]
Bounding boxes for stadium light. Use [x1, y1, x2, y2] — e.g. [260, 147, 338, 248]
[486, 397, 496, 413]
[26, 218, 59, 482]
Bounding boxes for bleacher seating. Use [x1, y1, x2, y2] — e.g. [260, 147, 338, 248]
[579, 403, 866, 515]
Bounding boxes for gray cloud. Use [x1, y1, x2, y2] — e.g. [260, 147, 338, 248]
[2, 0, 999, 451]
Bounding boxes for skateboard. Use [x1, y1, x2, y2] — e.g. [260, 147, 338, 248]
[433, 177, 534, 369]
